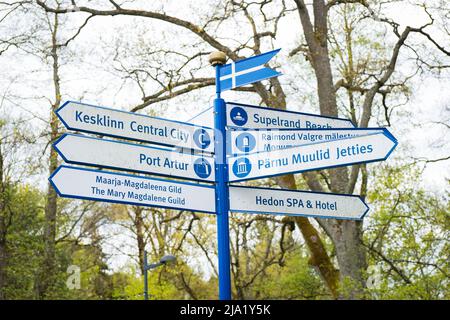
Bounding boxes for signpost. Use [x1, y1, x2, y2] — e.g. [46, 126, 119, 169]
[56, 101, 214, 153]
[50, 165, 216, 214]
[229, 185, 369, 220]
[50, 49, 398, 301]
[228, 130, 397, 182]
[229, 127, 388, 154]
[54, 133, 215, 182]
[226, 102, 355, 129]
[210, 51, 232, 300]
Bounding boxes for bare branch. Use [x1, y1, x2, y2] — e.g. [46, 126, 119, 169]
[360, 26, 411, 128]
[363, 242, 412, 284]
[326, 0, 368, 9]
[131, 78, 215, 112]
[58, 14, 94, 48]
[412, 155, 450, 164]
[35, 0, 240, 60]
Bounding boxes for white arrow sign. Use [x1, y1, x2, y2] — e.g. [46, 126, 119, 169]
[50, 166, 216, 214]
[229, 185, 369, 220]
[228, 130, 397, 182]
[229, 128, 387, 154]
[56, 101, 214, 153]
[54, 134, 215, 182]
[226, 103, 355, 129]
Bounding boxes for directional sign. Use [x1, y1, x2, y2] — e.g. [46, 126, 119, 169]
[219, 49, 281, 91]
[56, 101, 214, 153]
[226, 103, 354, 129]
[228, 130, 397, 182]
[50, 166, 216, 214]
[229, 185, 369, 220]
[229, 128, 387, 155]
[54, 134, 215, 182]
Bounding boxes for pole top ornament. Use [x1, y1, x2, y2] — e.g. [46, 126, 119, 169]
[209, 51, 227, 66]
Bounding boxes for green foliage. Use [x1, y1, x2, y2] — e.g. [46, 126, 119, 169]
[0, 181, 115, 299]
[2, 184, 44, 299]
[110, 266, 178, 300]
[110, 270, 144, 300]
[250, 249, 329, 300]
[1, 140, 447, 301]
[364, 164, 449, 300]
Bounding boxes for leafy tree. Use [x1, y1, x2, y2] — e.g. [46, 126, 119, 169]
[250, 248, 330, 299]
[364, 164, 449, 299]
[1, 185, 44, 299]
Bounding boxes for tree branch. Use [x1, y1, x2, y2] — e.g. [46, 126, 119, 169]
[36, 0, 240, 60]
[360, 26, 411, 128]
[363, 242, 412, 284]
[131, 78, 215, 112]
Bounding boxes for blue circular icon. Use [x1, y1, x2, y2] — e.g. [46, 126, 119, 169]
[194, 158, 212, 179]
[235, 132, 256, 153]
[193, 128, 211, 150]
[230, 107, 248, 126]
[232, 158, 252, 178]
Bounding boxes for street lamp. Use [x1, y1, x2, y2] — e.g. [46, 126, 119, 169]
[143, 251, 176, 300]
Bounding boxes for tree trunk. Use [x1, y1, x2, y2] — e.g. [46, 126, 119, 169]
[134, 207, 146, 275]
[254, 70, 341, 298]
[294, 0, 367, 297]
[0, 138, 6, 299]
[329, 220, 366, 298]
[37, 12, 61, 299]
[38, 87, 59, 299]
[0, 238, 6, 300]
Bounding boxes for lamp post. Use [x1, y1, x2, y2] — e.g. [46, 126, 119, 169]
[143, 251, 176, 300]
[209, 51, 232, 300]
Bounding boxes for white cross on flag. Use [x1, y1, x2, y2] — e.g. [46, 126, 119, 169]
[219, 49, 281, 91]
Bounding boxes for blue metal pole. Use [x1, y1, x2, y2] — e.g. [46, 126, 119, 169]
[214, 64, 232, 300]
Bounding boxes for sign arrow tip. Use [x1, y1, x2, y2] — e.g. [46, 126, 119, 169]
[56, 100, 71, 114]
[360, 198, 370, 219]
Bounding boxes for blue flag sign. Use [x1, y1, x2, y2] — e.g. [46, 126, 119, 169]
[219, 49, 281, 91]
